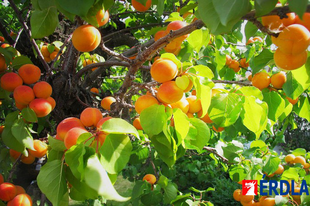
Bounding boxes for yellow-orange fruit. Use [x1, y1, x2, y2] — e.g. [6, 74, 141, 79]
[0, 182, 17, 201]
[101, 96, 116, 111]
[274, 164, 284, 175]
[240, 58, 249, 68]
[229, 59, 240, 72]
[293, 156, 306, 166]
[164, 40, 182, 53]
[157, 81, 184, 104]
[133, 117, 143, 130]
[64, 127, 89, 149]
[29, 98, 52, 117]
[41, 45, 50, 57]
[0, 72, 23, 92]
[90, 87, 99, 94]
[248, 74, 252, 81]
[170, 97, 189, 113]
[9, 149, 21, 160]
[286, 96, 299, 105]
[225, 55, 232, 66]
[50, 51, 60, 61]
[21, 154, 35, 164]
[233, 189, 242, 201]
[270, 72, 286, 89]
[13, 85, 35, 105]
[96, 9, 109, 27]
[135, 95, 159, 114]
[0, 36, 4, 42]
[183, 79, 193, 93]
[262, 13, 296, 30]
[285, 154, 296, 164]
[273, 24, 310, 54]
[28, 139, 48, 158]
[46, 96, 56, 109]
[56, 117, 85, 141]
[131, 0, 152, 12]
[18, 64, 41, 84]
[142, 174, 156, 184]
[198, 110, 213, 124]
[7, 193, 32, 206]
[252, 72, 271, 90]
[80, 107, 103, 127]
[240, 194, 254, 203]
[15, 185, 25, 195]
[274, 49, 307, 70]
[96, 117, 112, 145]
[261, 197, 275, 206]
[151, 58, 178, 83]
[295, 12, 310, 31]
[186, 96, 202, 113]
[0, 54, 7, 72]
[154, 30, 167, 41]
[72, 25, 101, 52]
[33, 81, 52, 98]
[96, 116, 112, 130]
[167, 20, 188, 40]
[291, 187, 301, 201]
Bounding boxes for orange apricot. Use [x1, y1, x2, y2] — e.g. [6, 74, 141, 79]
[142, 174, 156, 184]
[64, 127, 89, 149]
[0, 174, 3, 184]
[293, 156, 306, 166]
[166, 20, 188, 41]
[94, 117, 112, 146]
[49, 51, 60, 61]
[13, 85, 35, 105]
[29, 98, 52, 117]
[187, 112, 194, 118]
[33, 81, 52, 98]
[40, 45, 50, 57]
[274, 49, 307, 70]
[240, 58, 249, 68]
[285, 154, 296, 164]
[10, 149, 21, 160]
[56, 117, 85, 141]
[15, 185, 26, 195]
[133, 117, 143, 130]
[229, 59, 240, 72]
[96, 9, 109, 27]
[248, 74, 252, 81]
[270, 72, 286, 89]
[225, 55, 232, 66]
[7, 193, 32, 206]
[170, 96, 190, 113]
[18, 64, 41, 84]
[240, 194, 254, 203]
[0, 72, 23, 92]
[0, 36, 4, 42]
[96, 116, 113, 130]
[157, 81, 184, 104]
[21, 154, 35, 164]
[46, 96, 56, 109]
[274, 164, 284, 175]
[1, 43, 10, 48]
[72, 25, 101, 52]
[252, 72, 271, 90]
[186, 96, 202, 113]
[150, 58, 178, 83]
[28, 139, 48, 158]
[197, 110, 213, 124]
[131, 0, 152, 12]
[295, 12, 310, 31]
[233, 189, 242, 201]
[80, 107, 103, 127]
[90, 87, 99, 94]
[262, 13, 296, 30]
[0, 54, 7, 72]
[101, 96, 116, 111]
[0, 182, 17, 201]
[154, 30, 167, 41]
[135, 94, 159, 114]
[183, 79, 193, 93]
[261, 197, 275, 206]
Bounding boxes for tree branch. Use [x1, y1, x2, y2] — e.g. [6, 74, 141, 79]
[213, 80, 252, 86]
[203, 146, 229, 163]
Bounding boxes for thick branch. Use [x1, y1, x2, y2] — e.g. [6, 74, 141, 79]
[203, 146, 229, 163]
[213, 80, 252, 86]
[0, 20, 15, 45]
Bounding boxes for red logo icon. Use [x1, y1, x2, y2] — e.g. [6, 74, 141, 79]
[242, 180, 258, 195]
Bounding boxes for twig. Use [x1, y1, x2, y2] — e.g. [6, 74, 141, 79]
[0, 20, 15, 45]
[203, 146, 229, 163]
[7, 154, 22, 182]
[13, 8, 31, 48]
[213, 80, 252, 86]
[100, 42, 132, 63]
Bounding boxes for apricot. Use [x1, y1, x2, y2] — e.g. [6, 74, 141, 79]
[240, 194, 254, 203]
[262, 13, 296, 30]
[64, 127, 89, 149]
[133, 117, 143, 130]
[274, 164, 284, 175]
[0, 54, 7, 72]
[40, 45, 50, 57]
[150, 58, 178, 83]
[293, 156, 306, 166]
[1, 43, 10, 48]
[274, 49, 307, 70]
[33, 81, 52, 98]
[46, 96, 56, 109]
[80, 107, 103, 127]
[261, 197, 275, 206]
[183, 79, 193, 93]
[0, 36, 4, 42]
[186, 96, 202, 113]
[9, 149, 21, 160]
[96, 9, 109, 27]
[56, 117, 85, 141]
[49, 51, 60, 61]
[29, 98, 52, 117]
[157, 81, 184, 104]
[142, 174, 156, 184]
[15, 185, 26, 195]
[248, 74, 252, 81]
[295, 12, 310, 31]
[72, 25, 101, 52]
[229, 59, 240, 72]
[154, 30, 167, 41]
[240, 58, 249, 68]
[96, 116, 113, 130]
[0, 182, 17, 201]
[252, 72, 271, 90]
[0, 72, 23, 92]
[135, 94, 159, 114]
[233, 189, 242, 201]
[7, 193, 32, 206]
[225, 55, 232, 66]
[170, 96, 189, 113]
[0, 174, 3, 184]
[101, 96, 116, 111]
[131, 0, 152, 12]
[28, 139, 48, 158]
[90, 87, 99, 95]
[13, 85, 35, 105]
[197, 110, 213, 124]
[21, 154, 35, 164]
[164, 40, 182, 53]
[285, 154, 296, 164]
[18, 64, 41, 84]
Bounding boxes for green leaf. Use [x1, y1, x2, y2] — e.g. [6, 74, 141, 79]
[244, 21, 258, 42]
[156, 0, 165, 16]
[288, 0, 308, 18]
[208, 93, 243, 127]
[101, 118, 139, 138]
[2, 126, 25, 152]
[99, 134, 132, 174]
[281, 167, 300, 182]
[84, 154, 130, 201]
[262, 91, 285, 122]
[160, 53, 182, 69]
[193, 77, 212, 118]
[30, 7, 59, 39]
[229, 165, 247, 182]
[254, 0, 277, 17]
[296, 96, 310, 122]
[222, 142, 243, 163]
[238, 86, 263, 100]
[37, 160, 68, 206]
[251, 49, 274, 75]
[185, 118, 210, 152]
[11, 56, 33, 70]
[21, 107, 38, 123]
[140, 104, 167, 136]
[131, 180, 151, 200]
[292, 148, 306, 156]
[192, 65, 214, 79]
[48, 135, 66, 151]
[187, 28, 210, 53]
[163, 183, 178, 204]
[173, 109, 189, 146]
[11, 119, 35, 151]
[141, 189, 163, 205]
[55, 0, 95, 17]
[263, 156, 281, 175]
[250, 140, 267, 150]
[4, 111, 19, 127]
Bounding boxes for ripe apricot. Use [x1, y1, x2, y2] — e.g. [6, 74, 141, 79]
[154, 30, 167, 41]
[166, 20, 188, 41]
[96, 116, 112, 130]
[240, 58, 249, 68]
[96, 9, 109, 27]
[29, 98, 52, 117]
[291, 187, 301, 201]
[133, 117, 143, 130]
[261, 197, 275, 206]
[295, 12, 310, 31]
[157, 81, 184, 104]
[197, 110, 213, 124]
[0, 36, 4, 42]
[285, 154, 295, 164]
[7, 193, 32, 206]
[252, 72, 271, 90]
[15, 185, 25, 195]
[18, 64, 41, 84]
[94, 117, 112, 146]
[233, 189, 242, 201]
[274, 24, 310, 55]
[33, 81, 52, 98]
[240, 194, 254, 203]
[56, 117, 85, 141]
[49, 51, 60, 61]
[135, 94, 159, 114]
[293, 156, 306, 166]
[131, 0, 152, 12]
[212, 125, 224, 132]
[90, 87, 99, 94]
[80, 107, 103, 127]
[225, 55, 232, 66]
[274, 49, 307, 70]
[64, 127, 89, 149]
[1, 43, 10, 48]
[72, 25, 101, 52]
[274, 164, 284, 175]
[183, 79, 193, 93]
[28, 139, 48, 158]
[262, 13, 296, 30]
[151, 58, 178, 83]
[0, 54, 7, 72]
[1, 72, 23, 92]
[186, 96, 202, 113]
[10, 149, 21, 160]
[170, 96, 190, 113]
[229, 59, 240, 72]
[40, 45, 50, 57]
[46, 96, 56, 109]
[0, 182, 17, 201]
[142, 174, 156, 184]
[13, 85, 35, 105]
[21, 154, 35, 164]
[101, 96, 116, 111]
[248, 74, 252, 81]
[0, 174, 3, 184]
[270, 72, 286, 89]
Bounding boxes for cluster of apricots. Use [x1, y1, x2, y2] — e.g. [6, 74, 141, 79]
[225, 55, 242, 72]
[0, 174, 32, 205]
[82, 56, 98, 71]
[9, 139, 48, 164]
[233, 189, 277, 206]
[246, 36, 264, 45]
[154, 20, 189, 55]
[55, 107, 112, 149]
[40, 44, 61, 63]
[250, 71, 287, 91]
[0, 64, 56, 117]
[131, 0, 152, 12]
